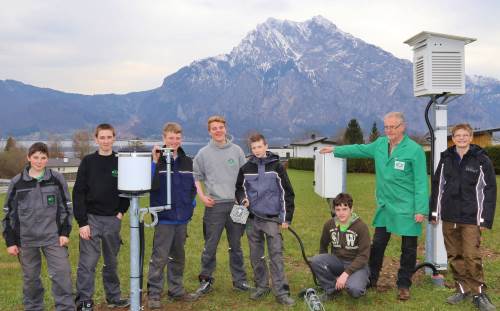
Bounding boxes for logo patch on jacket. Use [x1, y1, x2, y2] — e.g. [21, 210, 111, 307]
[394, 160, 405, 171]
[465, 166, 478, 174]
[227, 159, 236, 166]
[112, 169, 118, 177]
[47, 194, 56, 206]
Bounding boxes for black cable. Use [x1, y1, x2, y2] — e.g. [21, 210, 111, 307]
[139, 221, 145, 304]
[424, 93, 448, 175]
[251, 213, 319, 286]
[414, 262, 439, 276]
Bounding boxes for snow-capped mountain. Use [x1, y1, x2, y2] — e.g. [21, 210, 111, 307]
[1, 16, 499, 140]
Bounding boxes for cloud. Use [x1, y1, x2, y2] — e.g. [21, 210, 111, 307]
[0, 0, 499, 94]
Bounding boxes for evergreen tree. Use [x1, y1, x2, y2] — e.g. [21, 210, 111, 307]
[369, 121, 380, 142]
[343, 119, 364, 144]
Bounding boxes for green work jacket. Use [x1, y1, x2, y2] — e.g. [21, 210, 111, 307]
[334, 135, 429, 236]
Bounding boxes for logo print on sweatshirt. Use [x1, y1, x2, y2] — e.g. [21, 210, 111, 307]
[227, 159, 236, 166]
[47, 194, 56, 206]
[346, 233, 356, 247]
[112, 169, 118, 177]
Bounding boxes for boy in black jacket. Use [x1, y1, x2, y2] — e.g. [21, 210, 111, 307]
[73, 124, 130, 311]
[235, 133, 295, 306]
[430, 123, 496, 311]
[2, 142, 74, 311]
[147, 122, 197, 309]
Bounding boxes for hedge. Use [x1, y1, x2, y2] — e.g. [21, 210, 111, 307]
[287, 145, 500, 174]
[287, 157, 314, 171]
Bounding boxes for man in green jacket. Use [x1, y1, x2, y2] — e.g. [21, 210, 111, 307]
[320, 112, 429, 301]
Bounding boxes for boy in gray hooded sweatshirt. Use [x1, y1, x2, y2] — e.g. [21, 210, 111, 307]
[190, 115, 250, 299]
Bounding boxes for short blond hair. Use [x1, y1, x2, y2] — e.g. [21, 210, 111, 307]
[163, 122, 182, 134]
[207, 115, 226, 130]
[451, 123, 473, 137]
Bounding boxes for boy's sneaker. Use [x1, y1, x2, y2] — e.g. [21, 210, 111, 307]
[106, 297, 130, 308]
[233, 281, 252, 292]
[167, 291, 197, 302]
[472, 293, 496, 311]
[148, 298, 161, 309]
[188, 279, 213, 300]
[77, 300, 93, 311]
[276, 294, 295, 306]
[250, 287, 271, 300]
[447, 292, 470, 304]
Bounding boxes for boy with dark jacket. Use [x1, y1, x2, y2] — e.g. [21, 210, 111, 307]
[430, 123, 496, 311]
[235, 133, 296, 306]
[310, 193, 371, 301]
[2, 142, 74, 310]
[73, 124, 130, 311]
[147, 122, 197, 309]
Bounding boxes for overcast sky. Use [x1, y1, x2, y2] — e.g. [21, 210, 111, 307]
[1, 0, 499, 95]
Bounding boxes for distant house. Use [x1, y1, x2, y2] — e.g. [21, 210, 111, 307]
[46, 158, 81, 181]
[290, 135, 337, 158]
[268, 145, 294, 159]
[424, 126, 500, 150]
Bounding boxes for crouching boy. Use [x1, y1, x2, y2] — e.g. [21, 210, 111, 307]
[310, 193, 370, 301]
[2, 142, 74, 311]
[147, 122, 197, 309]
[235, 133, 296, 306]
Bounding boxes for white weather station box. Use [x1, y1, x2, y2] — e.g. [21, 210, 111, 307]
[404, 31, 475, 97]
[314, 150, 346, 198]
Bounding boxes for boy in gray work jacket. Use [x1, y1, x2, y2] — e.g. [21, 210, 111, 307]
[190, 115, 250, 299]
[2, 142, 74, 311]
[235, 133, 296, 306]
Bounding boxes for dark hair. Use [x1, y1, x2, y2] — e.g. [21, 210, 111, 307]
[248, 133, 267, 145]
[95, 123, 116, 137]
[333, 193, 353, 209]
[28, 142, 49, 157]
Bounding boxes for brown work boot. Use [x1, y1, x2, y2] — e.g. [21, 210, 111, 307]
[398, 288, 410, 301]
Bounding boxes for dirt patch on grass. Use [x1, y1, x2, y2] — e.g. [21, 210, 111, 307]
[0, 262, 19, 269]
[375, 245, 500, 291]
[481, 247, 500, 261]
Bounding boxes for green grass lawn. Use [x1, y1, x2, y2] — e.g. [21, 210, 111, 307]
[0, 171, 499, 310]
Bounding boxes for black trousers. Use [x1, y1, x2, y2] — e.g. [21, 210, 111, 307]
[369, 227, 417, 289]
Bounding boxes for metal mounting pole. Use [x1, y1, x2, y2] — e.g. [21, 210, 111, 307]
[424, 94, 450, 271]
[129, 196, 141, 311]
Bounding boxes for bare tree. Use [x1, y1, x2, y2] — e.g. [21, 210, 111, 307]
[4, 136, 17, 152]
[0, 146, 27, 178]
[72, 130, 92, 159]
[48, 134, 65, 158]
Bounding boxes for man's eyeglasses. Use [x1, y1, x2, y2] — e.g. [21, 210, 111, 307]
[384, 123, 402, 131]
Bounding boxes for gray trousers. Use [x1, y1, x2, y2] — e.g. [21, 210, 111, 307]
[19, 244, 74, 311]
[147, 223, 187, 298]
[310, 253, 369, 298]
[246, 217, 289, 297]
[200, 202, 247, 284]
[76, 214, 122, 303]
